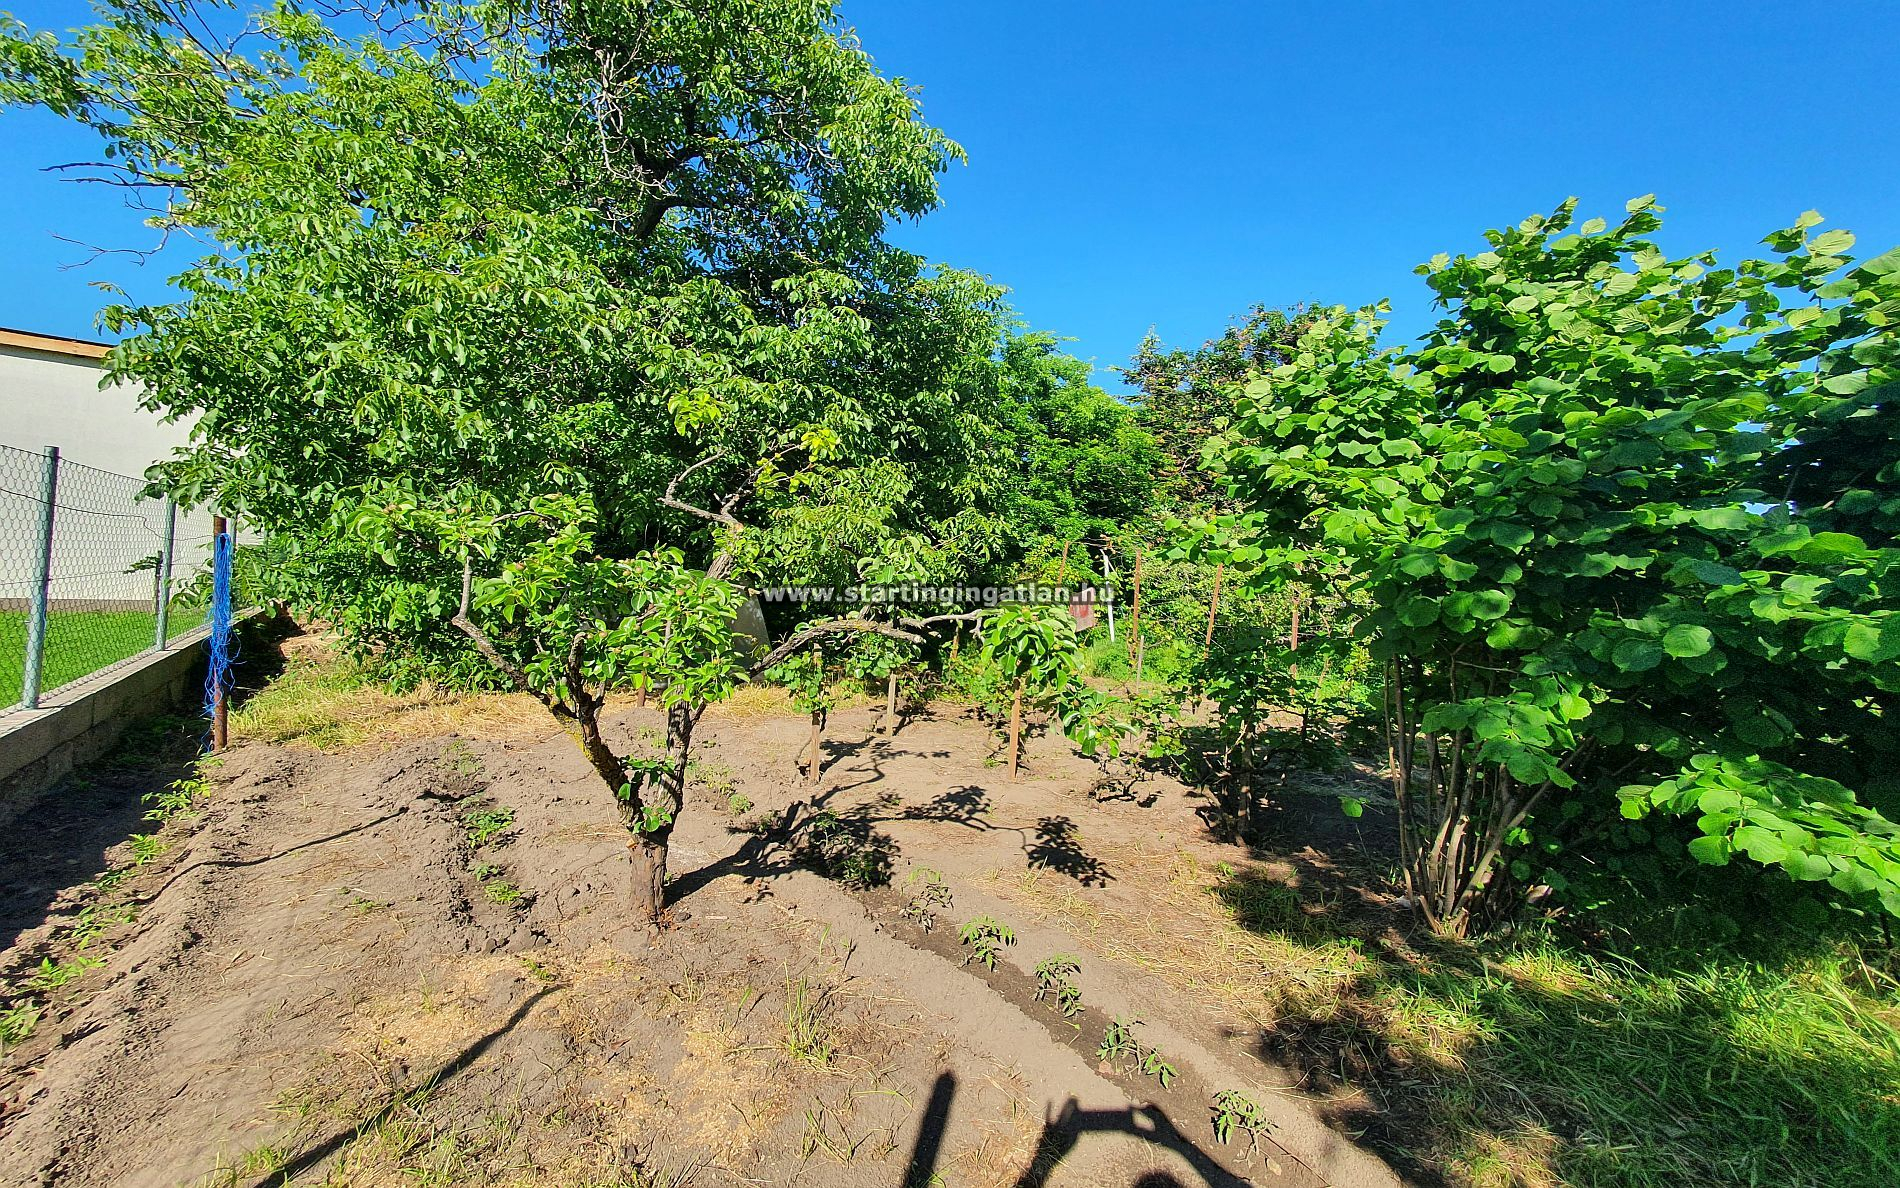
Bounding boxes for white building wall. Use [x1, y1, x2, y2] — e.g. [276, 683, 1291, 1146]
[1, 332, 225, 608]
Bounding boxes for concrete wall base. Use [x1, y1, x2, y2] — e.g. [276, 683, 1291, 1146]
[0, 628, 210, 819]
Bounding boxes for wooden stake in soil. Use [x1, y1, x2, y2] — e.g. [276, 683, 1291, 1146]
[1288, 590, 1302, 679]
[1130, 549, 1144, 685]
[1204, 562, 1224, 652]
[884, 671, 898, 735]
[1007, 682, 1023, 781]
[807, 643, 823, 786]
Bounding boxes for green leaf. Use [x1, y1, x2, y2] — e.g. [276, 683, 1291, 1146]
[1662, 624, 1713, 658]
[1683, 559, 1744, 587]
[1611, 639, 1663, 672]
[1686, 834, 1731, 866]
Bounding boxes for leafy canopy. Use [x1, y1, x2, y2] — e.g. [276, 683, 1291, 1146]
[1206, 196, 1900, 921]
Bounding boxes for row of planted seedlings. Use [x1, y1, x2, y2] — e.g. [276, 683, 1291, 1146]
[893, 868, 1278, 1161]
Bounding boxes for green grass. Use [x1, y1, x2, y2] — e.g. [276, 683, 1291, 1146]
[0, 606, 206, 707]
[1000, 849, 1900, 1188]
[1361, 934, 1900, 1187]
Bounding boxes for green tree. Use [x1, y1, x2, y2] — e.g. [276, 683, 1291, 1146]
[3, 0, 999, 920]
[1126, 305, 1317, 505]
[988, 332, 1162, 561]
[1206, 198, 1900, 935]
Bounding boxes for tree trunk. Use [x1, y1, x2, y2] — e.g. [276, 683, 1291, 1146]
[1008, 682, 1023, 781]
[624, 701, 697, 925]
[1389, 661, 1572, 938]
[884, 672, 898, 735]
[629, 833, 669, 923]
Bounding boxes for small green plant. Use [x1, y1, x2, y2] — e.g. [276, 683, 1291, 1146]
[26, 954, 102, 992]
[783, 977, 834, 1067]
[1, 999, 41, 1050]
[727, 792, 753, 816]
[127, 833, 168, 865]
[470, 862, 502, 881]
[898, 869, 953, 932]
[483, 880, 523, 905]
[143, 772, 207, 823]
[958, 916, 1016, 970]
[799, 810, 894, 890]
[443, 739, 483, 778]
[1210, 1089, 1271, 1148]
[463, 804, 515, 847]
[1033, 955, 1084, 1018]
[1098, 1014, 1138, 1064]
[1138, 1048, 1178, 1087]
[1098, 1015, 1174, 1086]
[68, 902, 136, 950]
[689, 757, 737, 800]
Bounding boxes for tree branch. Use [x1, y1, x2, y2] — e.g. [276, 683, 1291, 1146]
[660, 452, 743, 528]
[449, 558, 575, 722]
[748, 619, 925, 677]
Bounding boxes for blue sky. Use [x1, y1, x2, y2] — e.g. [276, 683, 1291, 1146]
[4, 1, 1898, 391]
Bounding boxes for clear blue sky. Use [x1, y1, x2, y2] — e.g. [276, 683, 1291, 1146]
[4, 1, 1898, 391]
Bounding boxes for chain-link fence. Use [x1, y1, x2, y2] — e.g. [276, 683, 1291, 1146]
[1, 443, 239, 714]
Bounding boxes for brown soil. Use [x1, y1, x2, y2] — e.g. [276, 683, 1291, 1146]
[0, 677, 1409, 1187]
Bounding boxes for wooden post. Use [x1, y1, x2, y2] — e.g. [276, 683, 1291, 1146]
[1007, 682, 1023, 781]
[1204, 563, 1224, 652]
[1288, 591, 1302, 679]
[1057, 537, 1073, 582]
[1130, 550, 1144, 685]
[884, 671, 898, 735]
[806, 644, 823, 786]
[211, 513, 230, 752]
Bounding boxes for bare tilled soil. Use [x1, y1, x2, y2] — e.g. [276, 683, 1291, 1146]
[0, 665, 1407, 1188]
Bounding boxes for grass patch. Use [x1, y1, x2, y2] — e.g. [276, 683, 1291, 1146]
[992, 843, 1900, 1188]
[0, 606, 207, 705]
[231, 640, 549, 749]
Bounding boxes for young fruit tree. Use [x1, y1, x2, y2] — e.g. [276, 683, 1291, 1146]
[2, 0, 1012, 920]
[1205, 197, 1900, 936]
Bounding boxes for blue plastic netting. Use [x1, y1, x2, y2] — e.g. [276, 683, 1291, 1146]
[202, 528, 236, 739]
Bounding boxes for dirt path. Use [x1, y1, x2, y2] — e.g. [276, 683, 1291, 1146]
[0, 696, 1407, 1188]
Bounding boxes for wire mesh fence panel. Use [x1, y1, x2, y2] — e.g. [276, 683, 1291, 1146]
[0, 442, 238, 714]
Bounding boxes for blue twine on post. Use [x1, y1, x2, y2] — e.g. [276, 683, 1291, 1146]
[202, 527, 237, 738]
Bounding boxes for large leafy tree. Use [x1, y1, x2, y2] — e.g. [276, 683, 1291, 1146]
[988, 332, 1161, 561]
[1126, 305, 1316, 506]
[3, 0, 1003, 920]
[1205, 199, 1900, 935]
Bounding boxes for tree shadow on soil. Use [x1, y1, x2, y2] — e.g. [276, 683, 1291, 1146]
[670, 778, 1119, 908]
[1024, 815, 1112, 886]
[251, 984, 560, 1188]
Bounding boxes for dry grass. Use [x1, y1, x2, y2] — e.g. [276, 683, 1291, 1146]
[234, 639, 553, 750]
[989, 842, 1375, 1032]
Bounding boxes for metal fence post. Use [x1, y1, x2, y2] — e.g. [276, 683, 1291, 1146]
[21, 446, 60, 709]
[154, 496, 177, 650]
